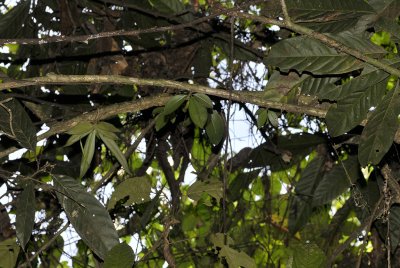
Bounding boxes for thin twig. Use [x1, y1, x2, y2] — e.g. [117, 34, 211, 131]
[91, 120, 156, 193]
[19, 223, 70, 267]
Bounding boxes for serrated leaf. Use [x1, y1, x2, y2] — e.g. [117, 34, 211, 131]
[107, 176, 152, 210]
[80, 130, 96, 178]
[326, 78, 388, 136]
[312, 157, 359, 206]
[358, 84, 400, 166]
[163, 95, 186, 115]
[53, 174, 119, 260]
[0, 238, 20, 268]
[266, 32, 385, 75]
[0, 98, 37, 151]
[189, 97, 208, 128]
[66, 122, 93, 135]
[94, 122, 120, 133]
[16, 182, 35, 249]
[256, 108, 268, 128]
[193, 93, 213, 109]
[205, 111, 225, 145]
[289, 241, 326, 268]
[104, 242, 135, 268]
[98, 132, 131, 175]
[219, 245, 256, 268]
[187, 180, 223, 203]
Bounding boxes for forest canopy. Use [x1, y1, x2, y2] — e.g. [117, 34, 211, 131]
[0, 0, 399, 267]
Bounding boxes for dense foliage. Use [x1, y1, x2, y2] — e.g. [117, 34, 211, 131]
[0, 0, 400, 267]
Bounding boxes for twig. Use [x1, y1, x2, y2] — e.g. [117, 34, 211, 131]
[279, 0, 291, 22]
[91, 120, 156, 193]
[18, 222, 69, 267]
[326, 195, 384, 267]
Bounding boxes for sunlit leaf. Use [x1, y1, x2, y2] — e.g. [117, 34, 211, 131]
[289, 241, 326, 268]
[16, 181, 35, 249]
[53, 174, 119, 260]
[107, 176, 152, 210]
[187, 179, 223, 204]
[219, 245, 256, 268]
[0, 238, 20, 268]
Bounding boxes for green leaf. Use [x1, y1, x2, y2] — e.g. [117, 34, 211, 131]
[295, 158, 325, 196]
[326, 78, 388, 136]
[104, 243, 135, 268]
[219, 245, 256, 268]
[16, 181, 35, 249]
[312, 157, 359, 206]
[0, 238, 20, 268]
[98, 132, 132, 175]
[256, 108, 268, 128]
[107, 176, 152, 210]
[192, 93, 213, 109]
[64, 133, 88, 147]
[389, 206, 400, 252]
[0, 0, 31, 38]
[155, 112, 168, 131]
[0, 98, 37, 151]
[163, 95, 187, 115]
[300, 76, 339, 96]
[189, 97, 209, 128]
[266, 32, 385, 75]
[358, 84, 400, 166]
[53, 174, 119, 260]
[187, 179, 223, 203]
[205, 111, 225, 145]
[210, 233, 234, 248]
[66, 122, 93, 136]
[79, 130, 96, 178]
[94, 122, 120, 133]
[289, 241, 326, 268]
[267, 110, 279, 128]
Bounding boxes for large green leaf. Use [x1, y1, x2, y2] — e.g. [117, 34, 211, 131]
[388, 206, 400, 252]
[312, 157, 359, 206]
[163, 95, 187, 115]
[266, 32, 386, 75]
[187, 179, 223, 204]
[299, 76, 338, 97]
[79, 130, 96, 178]
[16, 182, 35, 249]
[0, 0, 31, 38]
[205, 111, 225, 145]
[107, 176, 152, 210]
[104, 243, 135, 268]
[358, 85, 400, 166]
[98, 132, 132, 175]
[0, 238, 20, 268]
[192, 93, 213, 109]
[288, 241, 326, 268]
[189, 97, 209, 128]
[295, 158, 325, 196]
[53, 174, 119, 260]
[286, 0, 374, 21]
[326, 78, 387, 136]
[0, 98, 37, 151]
[219, 245, 256, 268]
